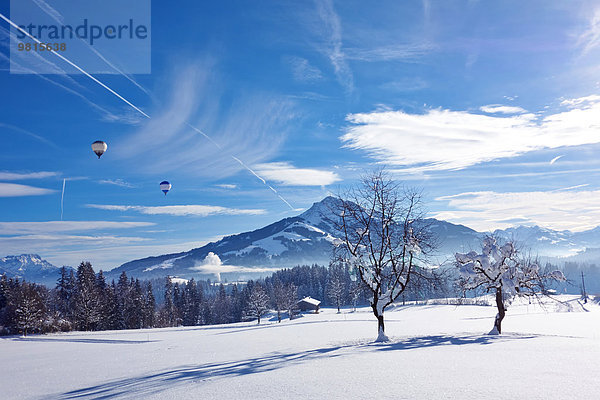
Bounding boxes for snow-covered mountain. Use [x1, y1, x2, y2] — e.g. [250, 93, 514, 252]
[108, 196, 482, 281]
[9, 197, 600, 284]
[0, 254, 66, 285]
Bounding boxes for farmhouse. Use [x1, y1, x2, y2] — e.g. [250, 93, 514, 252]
[297, 296, 321, 313]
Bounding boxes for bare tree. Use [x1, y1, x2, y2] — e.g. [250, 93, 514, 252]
[327, 264, 346, 313]
[282, 283, 298, 321]
[455, 236, 566, 334]
[333, 170, 435, 341]
[273, 281, 288, 322]
[245, 284, 270, 325]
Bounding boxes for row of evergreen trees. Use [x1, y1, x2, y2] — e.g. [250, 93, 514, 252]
[0, 262, 451, 336]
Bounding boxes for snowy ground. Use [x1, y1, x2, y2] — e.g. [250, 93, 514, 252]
[1, 295, 599, 399]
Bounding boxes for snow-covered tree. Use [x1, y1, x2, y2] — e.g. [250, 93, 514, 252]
[282, 283, 298, 320]
[245, 284, 270, 324]
[74, 262, 101, 331]
[273, 281, 298, 321]
[334, 171, 435, 341]
[14, 282, 46, 336]
[455, 236, 566, 334]
[327, 264, 346, 313]
[272, 280, 287, 323]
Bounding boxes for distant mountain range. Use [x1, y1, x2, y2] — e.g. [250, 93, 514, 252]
[0, 254, 71, 286]
[5, 196, 600, 285]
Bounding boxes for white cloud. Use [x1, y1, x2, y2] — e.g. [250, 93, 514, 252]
[86, 204, 266, 217]
[98, 179, 135, 188]
[0, 221, 154, 235]
[253, 162, 341, 186]
[560, 95, 600, 108]
[0, 171, 58, 180]
[0, 182, 56, 197]
[434, 189, 600, 232]
[341, 95, 600, 171]
[190, 252, 280, 281]
[550, 155, 564, 164]
[480, 105, 526, 114]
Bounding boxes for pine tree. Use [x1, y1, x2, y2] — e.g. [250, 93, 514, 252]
[55, 267, 75, 321]
[14, 282, 46, 336]
[230, 284, 243, 323]
[74, 262, 101, 331]
[143, 282, 156, 328]
[162, 277, 177, 327]
[212, 284, 230, 324]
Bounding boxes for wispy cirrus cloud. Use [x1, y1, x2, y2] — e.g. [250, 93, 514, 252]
[114, 60, 294, 179]
[98, 179, 135, 188]
[315, 0, 353, 93]
[253, 162, 341, 186]
[0, 123, 59, 148]
[345, 42, 435, 62]
[0, 182, 56, 197]
[284, 56, 323, 82]
[341, 95, 600, 172]
[434, 189, 600, 232]
[214, 184, 237, 189]
[86, 204, 266, 217]
[0, 171, 58, 180]
[0, 221, 154, 235]
[576, 7, 600, 56]
[1, 234, 148, 245]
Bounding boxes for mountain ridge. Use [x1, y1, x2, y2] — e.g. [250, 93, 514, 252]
[6, 196, 600, 283]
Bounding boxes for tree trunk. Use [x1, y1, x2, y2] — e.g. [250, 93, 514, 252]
[376, 314, 388, 342]
[372, 301, 389, 342]
[257, 315, 261, 325]
[491, 287, 505, 335]
[277, 310, 281, 323]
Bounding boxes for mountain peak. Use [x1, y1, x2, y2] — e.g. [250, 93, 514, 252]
[299, 196, 341, 228]
[0, 254, 64, 285]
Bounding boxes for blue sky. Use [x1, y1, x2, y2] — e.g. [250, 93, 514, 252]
[1, 0, 600, 269]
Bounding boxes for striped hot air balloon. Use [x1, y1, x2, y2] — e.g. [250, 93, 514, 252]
[91, 141, 107, 159]
[160, 181, 171, 195]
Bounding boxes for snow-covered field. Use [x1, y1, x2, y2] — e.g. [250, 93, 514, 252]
[1, 295, 598, 399]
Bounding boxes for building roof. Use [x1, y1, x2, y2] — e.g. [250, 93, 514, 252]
[298, 296, 321, 306]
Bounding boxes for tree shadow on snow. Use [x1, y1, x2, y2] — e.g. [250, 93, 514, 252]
[14, 337, 159, 344]
[364, 333, 537, 352]
[51, 346, 344, 399]
[50, 333, 536, 399]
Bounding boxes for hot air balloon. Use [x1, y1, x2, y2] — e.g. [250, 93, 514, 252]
[160, 181, 171, 195]
[91, 141, 107, 159]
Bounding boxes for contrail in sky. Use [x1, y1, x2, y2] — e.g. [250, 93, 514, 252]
[60, 178, 66, 220]
[0, 12, 294, 210]
[0, 13, 150, 119]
